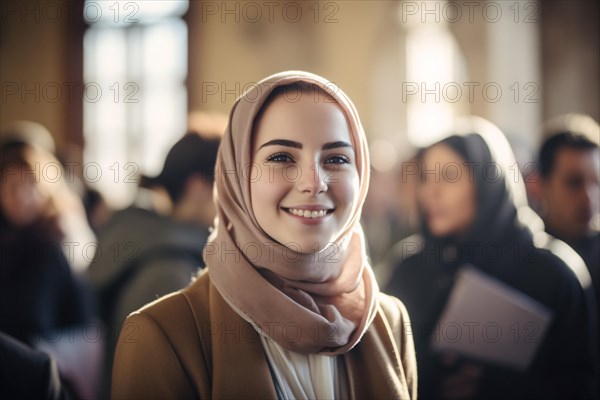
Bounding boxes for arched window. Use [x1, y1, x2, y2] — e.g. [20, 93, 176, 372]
[405, 24, 463, 147]
[369, 0, 467, 161]
[83, 1, 188, 206]
[403, 3, 466, 148]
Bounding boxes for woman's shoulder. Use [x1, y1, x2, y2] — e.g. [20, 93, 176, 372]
[377, 234, 426, 288]
[512, 237, 590, 297]
[112, 272, 213, 399]
[127, 270, 211, 323]
[384, 234, 425, 269]
[113, 272, 212, 387]
[533, 235, 591, 288]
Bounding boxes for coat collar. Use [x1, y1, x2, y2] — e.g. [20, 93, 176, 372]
[184, 271, 408, 399]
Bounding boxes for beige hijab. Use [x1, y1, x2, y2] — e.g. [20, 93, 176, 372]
[205, 71, 379, 355]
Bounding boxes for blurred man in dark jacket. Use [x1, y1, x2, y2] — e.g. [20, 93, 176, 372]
[538, 114, 599, 326]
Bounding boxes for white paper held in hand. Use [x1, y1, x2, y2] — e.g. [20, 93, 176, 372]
[431, 265, 553, 371]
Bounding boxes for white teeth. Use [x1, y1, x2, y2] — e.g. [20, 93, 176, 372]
[286, 208, 330, 219]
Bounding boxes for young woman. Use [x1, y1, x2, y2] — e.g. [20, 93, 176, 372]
[385, 118, 597, 399]
[111, 71, 417, 399]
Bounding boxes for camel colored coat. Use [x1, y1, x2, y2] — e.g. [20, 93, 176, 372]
[111, 271, 417, 399]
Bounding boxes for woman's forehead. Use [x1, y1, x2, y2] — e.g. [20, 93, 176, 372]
[252, 94, 353, 148]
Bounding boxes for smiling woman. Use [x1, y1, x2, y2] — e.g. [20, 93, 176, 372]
[251, 83, 360, 253]
[111, 71, 418, 399]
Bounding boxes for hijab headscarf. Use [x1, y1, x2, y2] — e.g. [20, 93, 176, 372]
[418, 116, 534, 251]
[204, 71, 379, 355]
[415, 115, 590, 293]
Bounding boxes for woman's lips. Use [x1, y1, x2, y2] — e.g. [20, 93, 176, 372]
[281, 206, 334, 224]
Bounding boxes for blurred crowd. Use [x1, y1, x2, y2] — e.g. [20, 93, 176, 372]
[1, 113, 598, 399]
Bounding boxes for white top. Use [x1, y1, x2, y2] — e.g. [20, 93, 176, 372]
[260, 334, 349, 399]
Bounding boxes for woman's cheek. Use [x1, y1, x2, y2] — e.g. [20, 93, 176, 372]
[339, 170, 360, 208]
[253, 166, 288, 203]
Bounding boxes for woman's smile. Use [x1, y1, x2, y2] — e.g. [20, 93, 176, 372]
[281, 205, 335, 224]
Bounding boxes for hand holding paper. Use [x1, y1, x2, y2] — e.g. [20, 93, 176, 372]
[432, 265, 554, 371]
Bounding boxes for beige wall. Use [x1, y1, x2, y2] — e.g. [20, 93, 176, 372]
[1, 0, 598, 155]
[0, 0, 72, 147]
[188, 1, 398, 136]
[541, 0, 599, 122]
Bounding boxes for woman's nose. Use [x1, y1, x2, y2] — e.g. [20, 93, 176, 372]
[297, 163, 328, 194]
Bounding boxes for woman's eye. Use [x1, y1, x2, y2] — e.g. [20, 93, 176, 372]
[324, 155, 351, 165]
[266, 152, 294, 163]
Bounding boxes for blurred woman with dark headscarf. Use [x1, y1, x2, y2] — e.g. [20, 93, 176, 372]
[385, 117, 597, 399]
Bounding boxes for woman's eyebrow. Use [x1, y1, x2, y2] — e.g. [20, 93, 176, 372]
[322, 141, 353, 150]
[259, 139, 302, 149]
[258, 139, 353, 150]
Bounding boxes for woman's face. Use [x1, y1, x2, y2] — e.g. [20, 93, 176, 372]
[251, 92, 360, 253]
[0, 166, 46, 227]
[418, 143, 476, 239]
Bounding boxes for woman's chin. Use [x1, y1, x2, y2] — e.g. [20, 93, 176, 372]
[278, 238, 336, 255]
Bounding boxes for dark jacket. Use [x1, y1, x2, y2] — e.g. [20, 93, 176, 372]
[0, 332, 67, 400]
[0, 222, 94, 345]
[0, 219, 97, 399]
[385, 131, 598, 399]
[562, 232, 600, 327]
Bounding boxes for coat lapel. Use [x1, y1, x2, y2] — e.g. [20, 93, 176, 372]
[208, 281, 278, 399]
[344, 305, 409, 399]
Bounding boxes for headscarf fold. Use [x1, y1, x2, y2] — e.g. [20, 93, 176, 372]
[204, 71, 378, 355]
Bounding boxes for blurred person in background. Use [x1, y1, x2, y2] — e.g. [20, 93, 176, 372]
[0, 120, 56, 154]
[0, 141, 101, 399]
[0, 121, 97, 273]
[385, 117, 597, 399]
[87, 129, 222, 397]
[537, 114, 600, 322]
[374, 156, 421, 287]
[361, 168, 403, 266]
[55, 142, 115, 235]
[81, 187, 113, 234]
